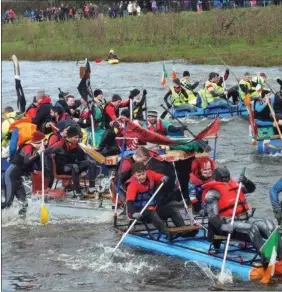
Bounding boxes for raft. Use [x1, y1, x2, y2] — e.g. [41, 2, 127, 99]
[119, 225, 264, 281]
[172, 103, 248, 119]
[108, 59, 119, 65]
[255, 135, 282, 154]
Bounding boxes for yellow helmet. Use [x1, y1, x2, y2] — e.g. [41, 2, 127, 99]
[109, 49, 114, 54]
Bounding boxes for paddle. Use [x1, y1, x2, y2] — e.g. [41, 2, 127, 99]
[40, 141, 49, 225]
[110, 182, 164, 258]
[265, 96, 282, 140]
[90, 114, 96, 146]
[218, 167, 246, 284]
[160, 104, 211, 152]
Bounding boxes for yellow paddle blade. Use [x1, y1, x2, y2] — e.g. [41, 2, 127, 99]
[40, 204, 49, 224]
[244, 94, 251, 107]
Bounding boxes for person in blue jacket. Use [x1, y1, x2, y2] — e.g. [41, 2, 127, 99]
[270, 177, 282, 226]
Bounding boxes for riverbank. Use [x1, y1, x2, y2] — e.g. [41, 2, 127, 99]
[2, 6, 282, 66]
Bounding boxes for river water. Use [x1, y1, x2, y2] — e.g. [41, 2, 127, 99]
[1, 61, 282, 291]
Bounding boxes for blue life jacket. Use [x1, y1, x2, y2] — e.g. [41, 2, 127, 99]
[133, 190, 156, 209]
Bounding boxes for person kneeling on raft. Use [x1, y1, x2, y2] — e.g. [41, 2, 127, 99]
[126, 162, 191, 234]
[202, 166, 282, 264]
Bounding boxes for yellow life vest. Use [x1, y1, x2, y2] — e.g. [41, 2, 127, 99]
[180, 77, 197, 105]
[170, 86, 186, 107]
[200, 81, 224, 108]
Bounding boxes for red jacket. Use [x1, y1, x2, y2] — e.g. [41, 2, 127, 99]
[104, 100, 130, 128]
[147, 119, 166, 135]
[126, 170, 164, 202]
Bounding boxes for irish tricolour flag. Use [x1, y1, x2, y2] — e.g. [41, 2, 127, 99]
[260, 227, 279, 284]
[161, 62, 168, 86]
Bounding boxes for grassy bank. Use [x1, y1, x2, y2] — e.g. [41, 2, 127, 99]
[2, 6, 282, 66]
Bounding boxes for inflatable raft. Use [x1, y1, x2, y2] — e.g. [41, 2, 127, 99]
[172, 103, 248, 119]
[119, 225, 265, 281]
[108, 59, 119, 65]
[255, 135, 282, 154]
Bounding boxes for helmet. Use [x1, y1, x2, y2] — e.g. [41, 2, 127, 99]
[213, 167, 230, 183]
[109, 49, 114, 54]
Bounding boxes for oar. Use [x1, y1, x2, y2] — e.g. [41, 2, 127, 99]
[40, 141, 49, 225]
[110, 182, 164, 259]
[218, 167, 246, 284]
[90, 114, 96, 146]
[266, 97, 282, 139]
[160, 104, 211, 152]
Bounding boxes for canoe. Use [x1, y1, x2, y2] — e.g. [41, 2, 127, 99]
[172, 103, 248, 119]
[255, 135, 282, 154]
[108, 59, 119, 65]
[118, 224, 265, 281]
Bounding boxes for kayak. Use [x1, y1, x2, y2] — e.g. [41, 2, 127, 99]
[172, 103, 248, 119]
[108, 59, 119, 65]
[255, 135, 282, 154]
[118, 223, 265, 281]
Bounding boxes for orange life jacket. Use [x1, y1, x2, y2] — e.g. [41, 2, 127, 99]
[202, 179, 249, 217]
[9, 117, 37, 146]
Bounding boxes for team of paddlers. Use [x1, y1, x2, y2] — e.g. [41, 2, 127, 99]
[1, 69, 282, 269]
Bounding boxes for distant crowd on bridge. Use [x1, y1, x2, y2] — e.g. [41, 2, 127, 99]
[2, 0, 282, 23]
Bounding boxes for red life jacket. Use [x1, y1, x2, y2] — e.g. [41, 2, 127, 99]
[147, 119, 166, 135]
[190, 173, 204, 185]
[202, 179, 249, 217]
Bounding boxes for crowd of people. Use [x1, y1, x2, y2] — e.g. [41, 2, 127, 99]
[2, 0, 282, 23]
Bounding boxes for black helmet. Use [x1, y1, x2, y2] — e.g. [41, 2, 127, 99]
[213, 167, 230, 183]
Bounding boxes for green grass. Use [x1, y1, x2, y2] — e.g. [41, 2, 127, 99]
[2, 6, 282, 66]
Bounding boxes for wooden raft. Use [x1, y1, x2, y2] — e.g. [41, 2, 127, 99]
[167, 225, 203, 234]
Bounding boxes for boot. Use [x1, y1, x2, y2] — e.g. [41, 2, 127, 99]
[18, 200, 28, 216]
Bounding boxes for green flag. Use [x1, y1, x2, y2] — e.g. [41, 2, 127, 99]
[260, 228, 279, 260]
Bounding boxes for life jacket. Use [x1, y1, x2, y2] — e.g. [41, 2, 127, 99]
[147, 119, 166, 135]
[239, 79, 258, 101]
[80, 108, 91, 120]
[25, 104, 38, 119]
[104, 102, 119, 129]
[254, 100, 271, 121]
[170, 86, 186, 107]
[11, 144, 39, 172]
[2, 112, 17, 136]
[9, 118, 37, 146]
[202, 179, 249, 217]
[273, 94, 282, 115]
[126, 174, 156, 210]
[180, 77, 197, 105]
[200, 81, 224, 108]
[47, 132, 64, 147]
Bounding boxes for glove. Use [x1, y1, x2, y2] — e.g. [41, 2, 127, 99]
[143, 89, 147, 96]
[161, 176, 169, 184]
[238, 174, 248, 184]
[221, 223, 234, 234]
[132, 212, 143, 221]
[112, 121, 120, 128]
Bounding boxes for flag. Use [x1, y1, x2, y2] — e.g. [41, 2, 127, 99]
[172, 60, 177, 80]
[161, 62, 168, 86]
[77, 59, 92, 102]
[193, 118, 220, 141]
[260, 228, 279, 284]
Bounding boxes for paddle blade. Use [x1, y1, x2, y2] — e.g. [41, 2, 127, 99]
[95, 59, 102, 63]
[244, 94, 251, 106]
[40, 204, 49, 224]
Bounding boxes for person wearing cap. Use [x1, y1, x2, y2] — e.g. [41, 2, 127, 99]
[103, 94, 130, 129]
[3, 131, 46, 215]
[32, 90, 52, 132]
[163, 78, 189, 109]
[196, 72, 230, 109]
[180, 71, 200, 109]
[202, 166, 281, 264]
[131, 89, 147, 121]
[145, 110, 184, 137]
[47, 126, 97, 199]
[98, 109, 130, 156]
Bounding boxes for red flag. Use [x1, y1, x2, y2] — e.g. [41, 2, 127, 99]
[193, 118, 220, 141]
[124, 119, 178, 145]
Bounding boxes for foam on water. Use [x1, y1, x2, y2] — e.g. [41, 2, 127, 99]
[43, 243, 158, 275]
